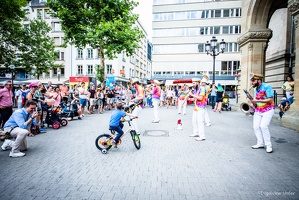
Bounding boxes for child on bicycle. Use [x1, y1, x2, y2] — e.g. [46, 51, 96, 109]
[109, 101, 138, 146]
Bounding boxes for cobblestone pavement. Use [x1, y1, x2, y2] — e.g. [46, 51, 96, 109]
[0, 103, 299, 200]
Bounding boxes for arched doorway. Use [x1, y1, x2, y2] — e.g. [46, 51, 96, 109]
[238, 0, 299, 131]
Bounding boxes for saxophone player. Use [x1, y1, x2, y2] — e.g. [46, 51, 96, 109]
[250, 74, 275, 153]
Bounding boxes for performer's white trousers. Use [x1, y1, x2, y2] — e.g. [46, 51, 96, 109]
[192, 110, 205, 139]
[152, 100, 160, 121]
[178, 99, 186, 114]
[253, 109, 274, 147]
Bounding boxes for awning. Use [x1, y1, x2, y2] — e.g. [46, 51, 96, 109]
[214, 80, 238, 86]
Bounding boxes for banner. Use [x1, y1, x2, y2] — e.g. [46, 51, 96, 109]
[106, 76, 115, 89]
[69, 76, 89, 88]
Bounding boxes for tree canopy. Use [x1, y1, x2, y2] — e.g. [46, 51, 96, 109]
[0, 0, 27, 66]
[48, 0, 144, 82]
[17, 18, 59, 79]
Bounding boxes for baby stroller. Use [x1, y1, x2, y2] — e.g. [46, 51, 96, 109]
[221, 94, 231, 111]
[59, 100, 81, 120]
[44, 106, 68, 129]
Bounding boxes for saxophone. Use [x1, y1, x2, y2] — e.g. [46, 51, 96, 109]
[240, 85, 255, 114]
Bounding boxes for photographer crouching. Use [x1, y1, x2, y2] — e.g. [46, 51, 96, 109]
[1, 101, 41, 157]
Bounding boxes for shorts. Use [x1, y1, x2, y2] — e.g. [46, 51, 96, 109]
[79, 98, 87, 107]
[216, 97, 222, 103]
[89, 98, 96, 106]
[97, 99, 103, 106]
[107, 98, 113, 104]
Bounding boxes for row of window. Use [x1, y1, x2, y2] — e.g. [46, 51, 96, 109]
[153, 61, 239, 76]
[76, 64, 147, 79]
[153, 8, 241, 21]
[154, 0, 224, 5]
[153, 25, 241, 37]
[153, 43, 239, 54]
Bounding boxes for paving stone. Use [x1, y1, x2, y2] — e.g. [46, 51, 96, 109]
[0, 104, 298, 199]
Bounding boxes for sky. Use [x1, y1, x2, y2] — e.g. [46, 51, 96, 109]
[134, 0, 153, 39]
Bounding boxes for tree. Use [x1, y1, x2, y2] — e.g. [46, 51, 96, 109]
[0, 0, 27, 66]
[48, 0, 144, 82]
[18, 18, 59, 79]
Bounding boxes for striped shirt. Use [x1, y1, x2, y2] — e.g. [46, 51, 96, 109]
[0, 87, 13, 107]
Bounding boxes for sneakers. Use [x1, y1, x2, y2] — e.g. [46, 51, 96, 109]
[78, 117, 82, 120]
[40, 127, 47, 133]
[205, 122, 211, 127]
[266, 146, 273, 153]
[195, 138, 205, 141]
[9, 151, 25, 158]
[1, 140, 11, 151]
[112, 140, 118, 148]
[251, 144, 265, 149]
[151, 120, 160, 123]
[189, 134, 199, 137]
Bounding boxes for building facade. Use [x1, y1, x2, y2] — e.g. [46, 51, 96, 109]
[1, 0, 152, 86]
[152, 0, 242, 88]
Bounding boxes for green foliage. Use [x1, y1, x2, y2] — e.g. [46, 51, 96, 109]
[0, 0, 27, 65]
[17, 18, 59, 79]
[48, 0, 144, 82]
[95, 65, 105, 83]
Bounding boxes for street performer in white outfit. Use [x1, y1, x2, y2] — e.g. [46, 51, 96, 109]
[250, 74, 275, 153]
[188, 78, 207, 141]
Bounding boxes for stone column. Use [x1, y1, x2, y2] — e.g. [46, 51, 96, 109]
[237, 30, 272, 104]
[282, 0, 299, 132]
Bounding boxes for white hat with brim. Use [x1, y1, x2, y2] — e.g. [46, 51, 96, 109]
[153, 80, 160, 85]
[201, 77, 208, 83]
[192, 78, 201, 83]
[131, 78, 139, 85]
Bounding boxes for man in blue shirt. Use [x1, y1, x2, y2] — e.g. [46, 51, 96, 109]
[1, 100, 41, 157]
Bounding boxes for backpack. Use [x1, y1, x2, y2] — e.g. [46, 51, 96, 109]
[21, 90, 28, 106]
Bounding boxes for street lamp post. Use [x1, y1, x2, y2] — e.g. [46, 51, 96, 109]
[9, 64, 15, 86]
[204, 36, 226, 84]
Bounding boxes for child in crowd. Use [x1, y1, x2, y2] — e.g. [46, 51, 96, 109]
[278, 97, 291, 119]
[109, 101, 138, 147]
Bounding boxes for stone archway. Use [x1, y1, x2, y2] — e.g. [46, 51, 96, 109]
[238, 0, 299, 132]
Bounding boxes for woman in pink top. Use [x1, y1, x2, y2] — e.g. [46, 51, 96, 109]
[52, 87, 62, 107]
[151, 80, 161, 123]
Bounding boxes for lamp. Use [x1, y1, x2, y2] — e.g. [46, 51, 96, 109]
[9, 64, 15, 86]
[204, 36, 226, 84]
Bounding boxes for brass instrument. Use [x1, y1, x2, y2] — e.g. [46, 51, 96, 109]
[240, 85, 255, 114]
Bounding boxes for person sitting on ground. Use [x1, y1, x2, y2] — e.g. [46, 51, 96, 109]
[1, 100, 41, 157]
[278, 97, 292, 119]
[109, 101, 137, 147]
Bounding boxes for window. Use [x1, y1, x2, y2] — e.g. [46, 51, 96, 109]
[24, 9, 29, 21]
[222, 26, 229, 34]
[55, 51, 60, 60]
[87, 65, 93, 74]
[106, 64, 112, 74]
[77, 49, 83, 59]
[77, 65, 83, 75]
[61, 52, 64, 60]
[198, 44, 205, 52]
[87, 48, 93, 59]
[54, 37, 60, 45]
[223, 9, 229, 17]
[52, 22, 61, 32]
[174, 71, 184, 75]
[44, 9, 50, 19]
[37, 9, 42, 18]
[39, 0, 47, 3]
[215, 10, 221, 18]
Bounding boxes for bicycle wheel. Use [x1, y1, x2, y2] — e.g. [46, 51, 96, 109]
[95, 134, 112, 153]
[130, 130, 141, 150]
[60, 119, 68, 126]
